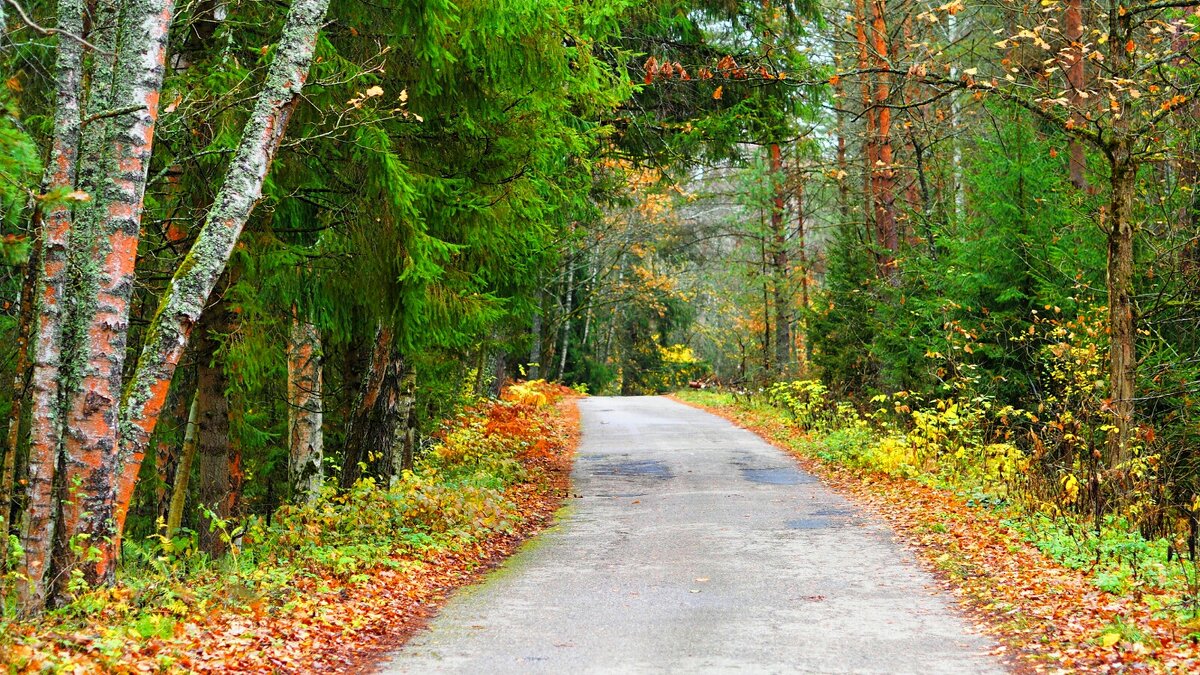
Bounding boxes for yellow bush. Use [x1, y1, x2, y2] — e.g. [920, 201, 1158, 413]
[863, 434, 919, 477]
[501, 380, 551, 407]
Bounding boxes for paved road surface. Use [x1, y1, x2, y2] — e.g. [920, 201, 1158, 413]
[381, 396, 1007, 674]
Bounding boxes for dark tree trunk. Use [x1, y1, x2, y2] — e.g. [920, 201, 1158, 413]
[341, 329, 412, 487]
[1106, 156, 1137, 472]
[1, 225, 39, 568]
[195, 296, 234, 557]
[770, 143, 791, 372]
[1064, 0, 1089, 191]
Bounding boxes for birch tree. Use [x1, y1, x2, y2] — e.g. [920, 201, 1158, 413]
[14, 0, 332, 608]
[19, 0, 84, 608]
[287, 309, 324, 502]
[116, 0, 332, 549]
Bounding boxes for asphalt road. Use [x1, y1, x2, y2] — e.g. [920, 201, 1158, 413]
[381, 396, 1007, 674]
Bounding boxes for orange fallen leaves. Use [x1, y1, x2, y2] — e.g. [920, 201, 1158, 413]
[3, 392, 581, 674]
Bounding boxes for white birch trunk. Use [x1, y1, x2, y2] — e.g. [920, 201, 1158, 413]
[19, 0, 85, 611]
[287, 311, 324, 502]
[116, 0, 333, 531]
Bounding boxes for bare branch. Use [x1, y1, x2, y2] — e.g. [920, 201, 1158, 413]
[3, 0, 111, 55]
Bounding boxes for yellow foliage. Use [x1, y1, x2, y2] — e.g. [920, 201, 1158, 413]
[501, 380, 551, 407]
[658, 343, 700, 364]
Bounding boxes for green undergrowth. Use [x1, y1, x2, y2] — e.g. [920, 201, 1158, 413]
[676, 387, 1200, 619]
[0, 398, 556, 667]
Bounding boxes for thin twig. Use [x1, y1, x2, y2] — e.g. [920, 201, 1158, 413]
[81, 104, 147, 128]
[3, 0, 112, 55]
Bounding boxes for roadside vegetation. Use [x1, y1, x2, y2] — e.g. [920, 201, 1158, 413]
[0, 381, 578, 672]
[677, 382, 1200, 672]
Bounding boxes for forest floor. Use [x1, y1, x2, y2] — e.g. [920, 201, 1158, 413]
[383, 395, 1007, 673]
[674, 390, 1200, 674]
[1, 389, 580, 673]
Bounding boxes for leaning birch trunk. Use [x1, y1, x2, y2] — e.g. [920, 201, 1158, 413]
[115, 0, 333, 536]
[57, 0, 177, 587]
[165, 393, 200, 537]
[287, 310, 324, 502]
[19, 0, 85, 610]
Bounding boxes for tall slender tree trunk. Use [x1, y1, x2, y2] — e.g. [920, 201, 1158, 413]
[870, 0, 898, 282]
[1064, 0, 1089, 190]
[287, 309, 324, 502]
[855, 0, 877, 248]
[1, 227, 38, 569]
[900, 14, 922, 222]
[835, 68, 851, 225]
[1106, 156, 1137, 470]
[1102, 8, 1137, 477]
[769, 143, 790, 372]
[529, 299, 542, 379]
[795, 169, 811, 368]
[152, 378, 194, 523]
[558, 247, 575, 380]
[116, 0, 333, 537]
[760, 224, 771, 373]
[393, 362, 417, 479]
[194, 296, 232, 557]
[946, 11, 964, 224]
[912, 139, 937, 259]
[19, 0, 85, 610]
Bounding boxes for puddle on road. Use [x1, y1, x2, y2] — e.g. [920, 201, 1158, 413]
[730, 450, 818, 486]
[591, 459, 674, 480]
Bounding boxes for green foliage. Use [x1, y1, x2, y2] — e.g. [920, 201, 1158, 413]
[811, 106, 1102, 401]
[0, 92, 39, 231]
[766, 380, 856, 433]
